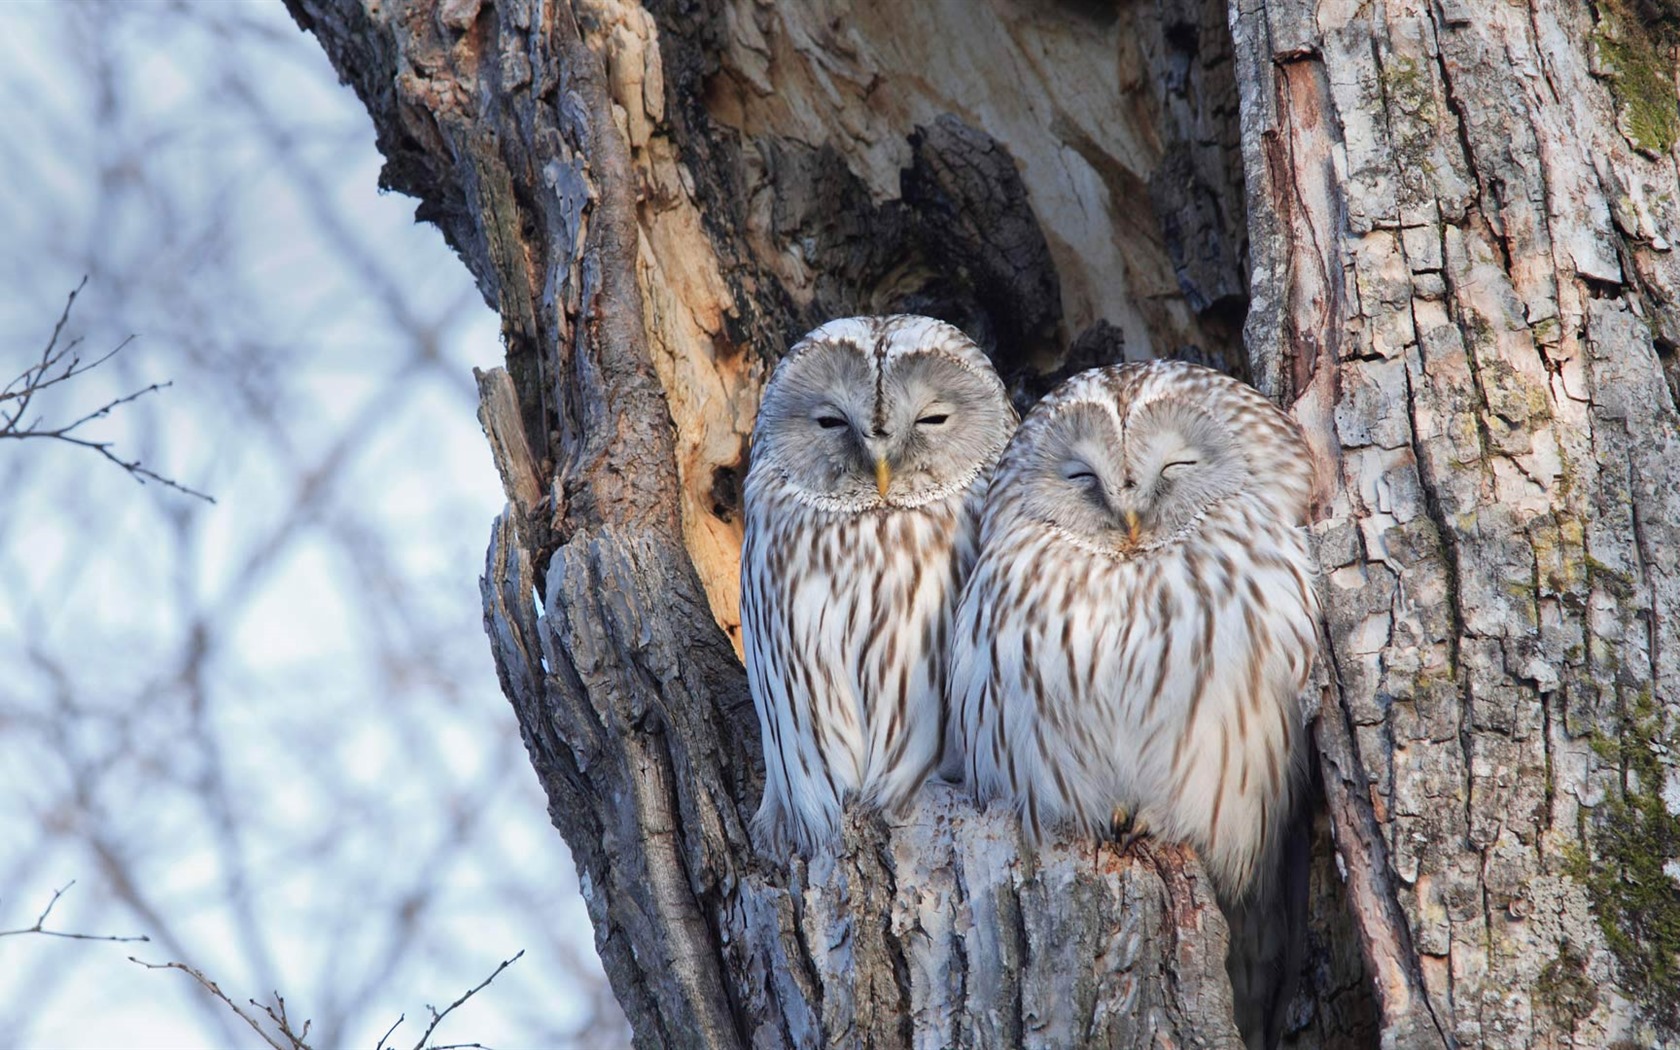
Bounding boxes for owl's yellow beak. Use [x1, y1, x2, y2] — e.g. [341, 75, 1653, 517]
[875, 457, 893, 499]
[1123, 509, 1141, 543]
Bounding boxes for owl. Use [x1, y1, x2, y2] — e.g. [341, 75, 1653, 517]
[951, 360, 1318, 898]
[741, 315, 1017, 856]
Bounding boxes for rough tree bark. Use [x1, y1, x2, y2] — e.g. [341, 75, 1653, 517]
[287, 0, 1680, 1046]
[1234, 2, 1680, 1048]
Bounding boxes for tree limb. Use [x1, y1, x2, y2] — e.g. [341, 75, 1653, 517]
[0, 881, 150, 945]
[2, 279, 214, 503]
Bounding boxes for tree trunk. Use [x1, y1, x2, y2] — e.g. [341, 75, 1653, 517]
[288, 0, 1680, 1046]
[1233, 1, 1680, 1047]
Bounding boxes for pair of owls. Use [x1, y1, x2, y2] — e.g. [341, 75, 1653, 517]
[740, 315, 1318, 898]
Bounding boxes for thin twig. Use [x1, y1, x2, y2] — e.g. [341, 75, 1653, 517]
[11, 421, 216, 501]
[129, 957, 313, 1050]
[375, 1013, 406, 1050]
[0, 881, 150, 944]
[131, 950, 522, 1050]
[392, 950, 524, 1050]
[2, 280, 214, 503]
[1, 277, 92, 417]
[256, 992, 310, 1046]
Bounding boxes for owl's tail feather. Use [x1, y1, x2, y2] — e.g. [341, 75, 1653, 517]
[1225, 790, 1310, 1050]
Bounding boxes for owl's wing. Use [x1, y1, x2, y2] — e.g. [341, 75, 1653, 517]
[744, 511, 882, 854]
[954, 521, 1126, 839]
[743, 523, 847, 854]
[948, 552, 997, 798]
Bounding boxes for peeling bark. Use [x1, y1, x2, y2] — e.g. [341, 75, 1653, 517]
[291, 0, 1680, 1045]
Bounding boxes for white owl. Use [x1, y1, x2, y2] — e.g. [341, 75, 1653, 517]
[741, 315, 1017, 856]
[952, 360, 1318, 898]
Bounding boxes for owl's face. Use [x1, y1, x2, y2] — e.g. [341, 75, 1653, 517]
[751, 316, 1014, 511]
[1004, 363, 1299, 553]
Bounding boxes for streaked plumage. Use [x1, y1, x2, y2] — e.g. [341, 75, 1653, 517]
[742, 315, 1016, 855]
[952, 360, 1317, 898]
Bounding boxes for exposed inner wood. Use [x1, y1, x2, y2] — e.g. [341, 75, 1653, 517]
[603, 0, 1253, 649]
[697, 0, 1243, 357]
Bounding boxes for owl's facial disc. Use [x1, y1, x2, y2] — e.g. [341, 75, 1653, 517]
[754, 334, 1011, 510]
[803, 397, 886, 499]
[1025, 398, 1244, 551]
[873, 354, 1011, 507]
[1017, 405, 1128, 542]
[1114, 401, 1244, 542]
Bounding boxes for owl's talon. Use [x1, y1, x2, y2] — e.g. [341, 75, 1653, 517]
[1108, 804, 1134, 839]
[1108, 805, 1151, 850]
[1108, 804, 1127, 839]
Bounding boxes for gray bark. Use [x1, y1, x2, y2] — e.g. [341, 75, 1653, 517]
[291, 0, 1680, 1046]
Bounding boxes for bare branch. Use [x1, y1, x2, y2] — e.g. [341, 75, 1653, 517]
[2, 280, 214, 503]
[129, 950, 522, 1050]
[376, 950, 524, 1050]
[255, 992, 311, 1047]
[1, 278, 98, 418]
[0, 881, 150, 944]
[128, 957, 313, 1050]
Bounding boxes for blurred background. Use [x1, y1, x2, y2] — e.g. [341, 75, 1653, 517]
[0, 2, 624, 1046]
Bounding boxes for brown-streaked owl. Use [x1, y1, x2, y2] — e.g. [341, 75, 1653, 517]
[951, 359, 1318, 899]
[742, 315, 1017, 856]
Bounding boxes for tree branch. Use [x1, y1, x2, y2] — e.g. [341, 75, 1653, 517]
[131, 949, 524, 1050]
[373, 949, 523, 1050]
[128, 958, 311, 1050]
[1, 279, 214, 503]
[0, 881, 150, 944]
